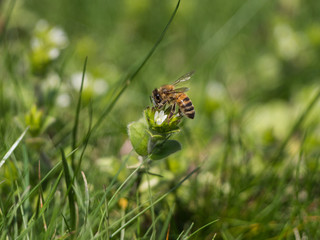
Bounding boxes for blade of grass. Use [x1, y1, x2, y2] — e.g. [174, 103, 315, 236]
[0, 0, 16, 44]
[105, 192, 110, 240]
[74, 100, 93, 180]
[44, 193, 62, 240]
[71, 57, 88, 170]
[15, 181, 30, 240]
[81, 171, 90, 227]
[185, 219, 219, 239]
[136, 190, 141, 238]
[120, 207, 126, 240]
[38, 171, 64, 216]
[158, 205, 175, 240]
[37, 158, 48, 230]
[62, 213, 71, 233]
[0, 127, 29, 169]
[182, 222, 194, 239]
[143, 213, 162, 239]
[80, 171, 94, 238]
[22, 145, 30, 216]
[61, 149, 76, 232]
[145, 164, 156, 239]
[176, 231, 184, 240]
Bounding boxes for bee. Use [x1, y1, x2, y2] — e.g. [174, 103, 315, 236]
[152, 71, 195, 119]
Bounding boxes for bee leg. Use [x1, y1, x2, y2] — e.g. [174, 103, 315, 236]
[168, 103, 176, 120]
[157, 99, 167, 109]
[150, 96, 155, 105]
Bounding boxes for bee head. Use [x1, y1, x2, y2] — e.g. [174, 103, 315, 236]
[152, 89, 162, 105]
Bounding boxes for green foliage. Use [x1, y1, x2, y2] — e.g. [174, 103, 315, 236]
[150, 140, 181, 161]
[127, 119, 150, 156]
[1, 0, 320, 239]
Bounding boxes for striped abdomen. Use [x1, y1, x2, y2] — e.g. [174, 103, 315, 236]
[176, 93, 195, 119]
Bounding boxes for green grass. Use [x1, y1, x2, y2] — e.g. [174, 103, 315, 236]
[1, 0, 320, 239]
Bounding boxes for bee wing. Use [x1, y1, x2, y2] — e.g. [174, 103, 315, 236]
[172, 70, 195, 86]
[170, 87, 190, 93]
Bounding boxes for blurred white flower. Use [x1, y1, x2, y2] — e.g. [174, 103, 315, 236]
[35, 19, 49, 32]
[279, 0, 300, 13]
[154, 110, 167, 125]
[70, 72, 108, 95]
[56, 93, 71, 108]
[70, 72, 89, 89]
[49, 27, 68, 47]
[48, 48, 60, 60]
[31, 19, 69, 61]
[274, 23, 306, 60]
[93, 79, 108, 95]
[206, 81, 226, 100]
[139, 178, 159, 192]
[30, 38, 41, 50]
[46, 73, 60, 88]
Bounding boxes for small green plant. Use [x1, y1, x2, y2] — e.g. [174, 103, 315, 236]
[20, 105, 55, 149]
[29, 20, 68, 76]
[128, 106, 183, 161]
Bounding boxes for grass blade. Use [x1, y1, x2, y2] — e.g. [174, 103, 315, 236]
[146, 165, 156, 239]
[158, 204, 175, 240]
[0, 127, 29, 169]
[0, 0, 16, 44]
[71, 57, 88, 170]
[61, 149, 76, 232]
[182, 222, 194, 239]
[74, 101, 93, 180]
[185, 219, 219, 239]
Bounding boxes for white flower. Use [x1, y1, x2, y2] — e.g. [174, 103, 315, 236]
[70, 72, 89, 89]
[30, 37, 41, 50]
[154, 110, 167, 125]
[48, 48, 60, 59]
[93, 79, 108, 95]
[49, 27, 68, 47]
[56, 93, 71, 108]
[46, 73, 60, 88]
[35, 19, 49, 32]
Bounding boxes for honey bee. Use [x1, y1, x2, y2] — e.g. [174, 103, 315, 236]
[152, 71, 195, 119]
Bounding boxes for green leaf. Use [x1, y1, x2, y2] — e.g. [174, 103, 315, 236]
[128, 120, 150, 156]
[150, 140, 181, 160]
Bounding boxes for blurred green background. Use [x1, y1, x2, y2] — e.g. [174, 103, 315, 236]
[1, 0, 320, 239]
